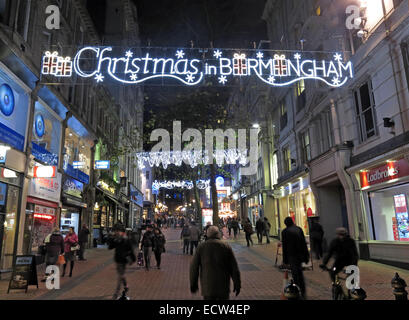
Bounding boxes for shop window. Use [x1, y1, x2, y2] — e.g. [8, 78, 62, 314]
[64, 127, 92, 175]
[368, 184, 409, 241]
[354, 80, 377, 142]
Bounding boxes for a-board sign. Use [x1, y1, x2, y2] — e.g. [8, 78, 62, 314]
[7, 255, 38, 293]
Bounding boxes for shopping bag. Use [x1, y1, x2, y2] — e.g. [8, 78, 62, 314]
[57, 254, 66, 265]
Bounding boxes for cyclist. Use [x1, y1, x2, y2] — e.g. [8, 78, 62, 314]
[319, 227, 359, 282]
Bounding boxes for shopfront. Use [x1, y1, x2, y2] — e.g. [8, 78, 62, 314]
[0, 66, 30, 273]
[24, 163, 62, 254]
[354, 157, 409, 266]
[129, 183, 143, 228]
[276, 175, 317, 236]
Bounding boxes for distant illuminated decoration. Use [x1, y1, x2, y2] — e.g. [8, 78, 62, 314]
[152, 180, 210, 190]
[41, 47, 354, 88]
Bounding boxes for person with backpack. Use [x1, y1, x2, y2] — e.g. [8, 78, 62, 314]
[180, 223, 191, 254]
[141, 224, 155, 270]
[153, 228, 166, 269]
[243, 218, 254, 247]
[108, 223, 136, 300]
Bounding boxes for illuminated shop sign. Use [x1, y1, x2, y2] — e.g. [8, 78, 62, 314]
[360, 159, 409, 189]
[94, 160, 110, 170]
[33, 166, 56, 178]
[41, 48, 354, 88]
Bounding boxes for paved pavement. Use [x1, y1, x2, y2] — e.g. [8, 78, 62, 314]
[0, 227, 408, 300]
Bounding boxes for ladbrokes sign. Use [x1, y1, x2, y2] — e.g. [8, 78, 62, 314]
[360, 159, 409, 189]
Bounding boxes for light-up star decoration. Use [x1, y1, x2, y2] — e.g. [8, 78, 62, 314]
[218, 75, 227, 85]
[176, 50, 185, 59]
[186, 73, 195, 83]
[43, 47, 354, 88]
[125, 50, 133, 58]
[213, 49, 223, 59]
[95, 73, 104, 83]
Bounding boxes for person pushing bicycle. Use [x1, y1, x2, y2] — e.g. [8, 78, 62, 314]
[319, 227, 359, 282]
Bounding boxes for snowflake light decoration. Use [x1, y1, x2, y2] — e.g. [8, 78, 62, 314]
[176, 50, 185, 59]
[256, 52, 264, 59]
[218, 75, 227, 85]
[125, 50, 134, 58]
[186, 73, 195, 83]
[95, 73, 104, 83]
[334, 53, 342, 61]
[294, 53, 301, 60]
[130, 73, 138, 81]
[213, 49, 222, 59]
[268, 75, 275, 84]
[332, 77, 340, 86]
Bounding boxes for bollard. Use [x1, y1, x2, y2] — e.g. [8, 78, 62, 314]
[391, 273, 408, 300]
[284, 279, 301, 300]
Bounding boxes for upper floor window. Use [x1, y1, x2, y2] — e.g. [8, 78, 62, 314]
[354, 80, 377, 142]
[282, 146, 291, 174]
[301, 131, 311, 162]
[280, 101, 288, 130]
[16, 0, 31, 41]
[295, 79, 306, 112]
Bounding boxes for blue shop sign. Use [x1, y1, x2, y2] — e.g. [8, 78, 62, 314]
[129, 184, 143, 207]
[0, 70, 29, 151]
[31, 101, 62, 166]
[95, 160, 110, 170]
[0, 182, 7, 206]
[64, 162, 89, 185]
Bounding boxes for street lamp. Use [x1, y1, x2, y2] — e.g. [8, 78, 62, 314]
[252, 123, 260, 129]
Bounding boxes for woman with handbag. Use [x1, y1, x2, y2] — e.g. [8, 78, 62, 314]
[63, 227, 79, 277]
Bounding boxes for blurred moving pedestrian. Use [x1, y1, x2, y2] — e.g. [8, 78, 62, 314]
[78, 224, 90, 261]
[108, 223, 136, 300]
[231, 218, 239, 239]
[141, 224, 155, 270]
[243, 218, 254, 247]
[256, 218, 265, 244]
[41, 227, 64, 282]
[180, 224, 191, 254]
[189, 221, 200, 255]
[227, 217, 232, 237]
[263, 217, 271, 244]
[310, 219, 324, 259]
[190, 226, 241, 300]
[281, 217, 310, 299]
[62, 227, 79, 277]
[153, 228, 166, 269]
[203, 222, 212, 241]
[320, 227, 359, 283]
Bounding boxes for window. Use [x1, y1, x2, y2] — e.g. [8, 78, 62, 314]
[16, 0, 31, 41]
[0, 0, 11, 25]
[280, 101, 288, 130]
[282, 147, 291, 174]
[354, 80, 377, 142]
[145, 171, 150, 180]
[401, 41, 409, 91]
[301, 131, 311, 162]
[295, 79, 306, 112]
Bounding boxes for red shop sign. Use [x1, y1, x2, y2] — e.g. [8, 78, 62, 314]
[360, 159, 409, 188]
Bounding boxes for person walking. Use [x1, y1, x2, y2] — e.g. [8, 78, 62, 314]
[153, 228, 166, 269]
[256, 217, 265, 244]
[281, 217, 310, 299]
[62, 227, 79, 277]
[227, 218, 232, 238]
[243, 218, 254, 247]
[263, 217, 271, 244]
[42, 227, 64, 282]
[320, 227, 359, 282]
[78, 224, 90, 261]
[231, 218, 239, 239]
[180, 223, 191, 254]
[310, 219, 324, 260]
[189, 221, 200, 255]
[140, 224, 155, 270]
[107, 223, 136, 300]
[190, 226, 241, 300]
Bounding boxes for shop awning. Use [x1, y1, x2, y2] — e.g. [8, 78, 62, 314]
[96, 186, 121, 206]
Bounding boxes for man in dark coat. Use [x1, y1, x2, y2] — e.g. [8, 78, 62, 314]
[310, 219, 324, 259]
[255, 218, 265, 244]
[107, 223, 136, 299]
[320, 227, 359, 282]
[263, 217, 271, 244]
[190, 226, 241, 300]
[140, 224, 155, 270]
[78, 224, 90, 261]
[189, 221, 200, 255]
[281, 217, 310, 298]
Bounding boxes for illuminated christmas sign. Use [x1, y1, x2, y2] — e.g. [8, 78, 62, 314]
[152, 179, 211, 190]
[41, 47, 354, 87]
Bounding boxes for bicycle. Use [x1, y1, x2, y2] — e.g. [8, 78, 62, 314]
[319, 265, 366, 300]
